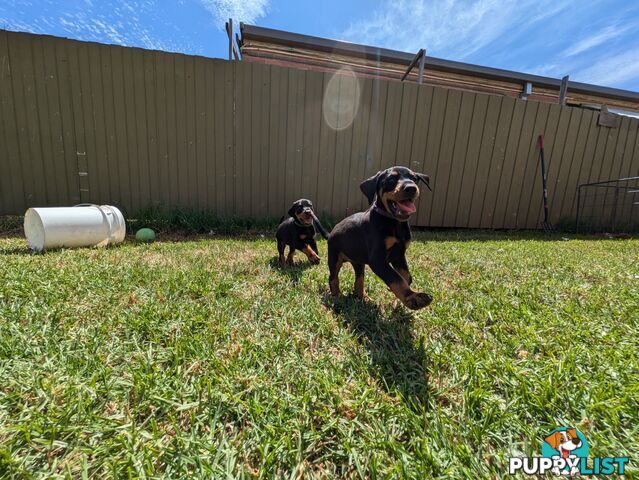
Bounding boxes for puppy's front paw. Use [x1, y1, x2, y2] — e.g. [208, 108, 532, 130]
[403, 292, 433, 310]
[310, 256, 320, 265]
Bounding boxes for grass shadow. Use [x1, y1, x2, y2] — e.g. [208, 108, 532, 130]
[326, 295, 429, 410]
[268, 256, 316, 284]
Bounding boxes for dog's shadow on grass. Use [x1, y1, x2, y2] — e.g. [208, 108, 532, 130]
[269, 257, 315, 284]
[327, 296, 429, 410]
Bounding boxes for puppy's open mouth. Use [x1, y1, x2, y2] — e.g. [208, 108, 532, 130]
[300, 215, 313, 225]
[389, 199, 417, 218]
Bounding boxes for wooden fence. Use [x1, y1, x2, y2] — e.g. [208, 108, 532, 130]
[1, 29, 638, 228]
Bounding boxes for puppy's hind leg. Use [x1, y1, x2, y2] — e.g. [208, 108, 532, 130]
[353, 263, 366, 299]
[328, 244, 343, 297]
[277, 240, 286, 266]
[286, 247, 296, 266]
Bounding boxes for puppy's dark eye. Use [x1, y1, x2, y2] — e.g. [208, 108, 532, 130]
[384, 177, 397, 187]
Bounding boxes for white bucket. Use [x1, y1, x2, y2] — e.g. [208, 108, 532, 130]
[24, 205, 126, 252]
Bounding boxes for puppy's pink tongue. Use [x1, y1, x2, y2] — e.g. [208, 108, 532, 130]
[397, 200, 416, 214]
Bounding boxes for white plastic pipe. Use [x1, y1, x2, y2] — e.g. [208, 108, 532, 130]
[24, 205, 126, 252]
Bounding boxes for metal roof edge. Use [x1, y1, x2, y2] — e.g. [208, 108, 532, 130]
[240, 23, 639, 103]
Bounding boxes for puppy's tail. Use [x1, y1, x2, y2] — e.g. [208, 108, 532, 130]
[312, 213, 330, 239]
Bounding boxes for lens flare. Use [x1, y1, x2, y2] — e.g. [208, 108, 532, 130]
[322, 67, 360, 131]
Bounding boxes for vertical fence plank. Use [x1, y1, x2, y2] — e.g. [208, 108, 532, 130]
[302, 69, 323, 214]
[332, 73, 355, 217]
[346, 77, 372, 216]
[174, 54, 188, 208]
[235, 61, 251, 215]
[364, 77, 388, 184]
[513, 102, 550, 228]
[409, 85, 434, 224]
[31, 36, 62, 205]
[550, 108, 583, 225]
[204, 58, 217, 212]
[10, 33, 46, 207]
[452, 94, 487, 227]
[65, 40, 89, 206]
[0, 31, 18, 214]
[525, 103, 569, 227]
[267, 65, 284, 215]
[224, 62, 235, 215]
[163, 53, 179, 208]
[212, 60, 227, 213]
[442, 91, 475, 227]
[76, 42, 101, 205]
[480, 96, 515, 228]
[109, 45, 132, 212]
[194, 57, 208, 209]
[120, 46, 142, 211]
[380, 81, 403, 170]
[184, 55, 197, 208]
[501, 100, 538, 228]
[467, 95, 501, 228]
[317, 72, 336, 217]
[492, 98, 526, 228]
[557, 109, 590, 222]
[396, 82, 419, 165]
[154, 51, 170, 207]
[98, 44, 121, 206]
[284, 68, 299, 207]
[143, 51, 160, 207]
[251, 63, 269, 216]
[421, 87, 447, 226]
[86, 42, 111, 205]
[293, 70, 307, 205]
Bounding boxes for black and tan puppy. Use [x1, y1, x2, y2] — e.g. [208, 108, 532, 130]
[276, 199, 329, 266]
[327, 167, 432, 310]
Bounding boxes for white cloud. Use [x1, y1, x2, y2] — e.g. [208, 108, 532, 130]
[342, 0, 572, 60]
[198, 0, 268, 28]
[342, 0, 639, 89]
[572, 48, 639, 86]
[562, 24, 627, 57]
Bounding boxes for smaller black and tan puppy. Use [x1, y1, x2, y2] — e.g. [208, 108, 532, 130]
[276, 199, 329, 266]
[328, 167, 432, 310]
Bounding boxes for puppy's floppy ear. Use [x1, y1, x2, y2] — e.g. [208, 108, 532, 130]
[567, 429, 577, 439]
[544, 432, 561, 450]
[360, 170, 383, 205]
[415, 172, 432, 191]
[288, 203, 297, 217]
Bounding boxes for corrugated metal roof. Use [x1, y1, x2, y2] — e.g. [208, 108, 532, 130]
[240, 23, 639, 104]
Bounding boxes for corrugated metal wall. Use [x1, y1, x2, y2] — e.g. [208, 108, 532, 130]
[1, 29, 638, 228]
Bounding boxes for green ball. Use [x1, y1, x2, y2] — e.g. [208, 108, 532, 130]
[135, 228, 156, 242]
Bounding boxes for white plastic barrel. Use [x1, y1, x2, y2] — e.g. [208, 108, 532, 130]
[24, 205, 126, 252]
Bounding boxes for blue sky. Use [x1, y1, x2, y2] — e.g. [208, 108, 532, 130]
[2, 0, 639, 91]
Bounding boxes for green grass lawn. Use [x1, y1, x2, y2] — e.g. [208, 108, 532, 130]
[0, 230, 637, 478]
